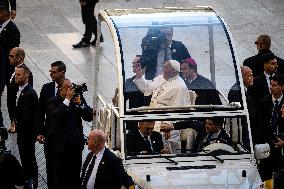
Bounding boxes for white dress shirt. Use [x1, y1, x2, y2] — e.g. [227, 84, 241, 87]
[0, 19, 10, 33]
[264, 71, 273, 90]
[86, 148, 105, 189]
[10, 63, 24, 83]
[54, 82, 58, 96]
[16, 83, 28, 105]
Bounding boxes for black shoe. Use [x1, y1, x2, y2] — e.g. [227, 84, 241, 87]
[90, 40, 96, 46]
[100, 35, 104, 42]
[72, 41, 90, 48]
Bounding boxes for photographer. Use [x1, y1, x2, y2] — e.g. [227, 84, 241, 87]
[46, 79, 93, 189]
[0, 127, 25, 189]
[140, 26, 190, 80]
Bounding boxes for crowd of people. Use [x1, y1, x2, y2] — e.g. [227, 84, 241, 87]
[0, 1, 133, 189]
[0, 0, 284, 188]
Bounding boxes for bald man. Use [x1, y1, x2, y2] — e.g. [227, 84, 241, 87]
[228, 66, 256, 146]
[7, 47, 33, 122]
[81, 129, 134, 189]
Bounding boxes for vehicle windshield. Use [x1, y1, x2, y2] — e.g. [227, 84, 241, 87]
[110, 9, 243, 114]
[124, 116, 251, 159]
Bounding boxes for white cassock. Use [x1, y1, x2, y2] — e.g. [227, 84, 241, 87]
[133, 74, 190, 107]
[134, 74, 190, 153]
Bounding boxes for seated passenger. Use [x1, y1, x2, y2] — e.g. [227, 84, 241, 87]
[126, 121, 168, 155]
[133, 59, 190, 107]
[140, 26, 190, 80]
[124, 55, 145, 109]
[180, 58, 222, 105]
[161, 117, 233, 152]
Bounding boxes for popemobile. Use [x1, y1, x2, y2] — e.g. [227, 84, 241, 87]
[92, 6, 270, 188]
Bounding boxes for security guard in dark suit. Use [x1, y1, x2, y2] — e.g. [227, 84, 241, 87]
[73, 0, 103, 48]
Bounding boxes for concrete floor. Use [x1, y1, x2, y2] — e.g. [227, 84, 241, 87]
[1, 0, 284, 188]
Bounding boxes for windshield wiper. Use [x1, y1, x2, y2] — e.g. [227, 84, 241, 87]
[202, 150, 224, 163]
[163, 156, 178, 165]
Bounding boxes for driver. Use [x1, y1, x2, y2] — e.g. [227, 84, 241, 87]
[161, 117, 233, 152]
[126, 121, 169, 155]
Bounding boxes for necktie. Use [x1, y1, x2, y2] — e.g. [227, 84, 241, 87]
[16, 90, 21, 106]
[206, 133, 213, 143]
[271, 100, 279, 134]
[82, 155, 96, 188]
[55, 85, 59, 96]
[164, 47, 172, 62]
[144, 136, 153, 153]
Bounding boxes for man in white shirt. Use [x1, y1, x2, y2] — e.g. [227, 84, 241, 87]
[133, 59, 190, 108]
[81, 129, 134, 189]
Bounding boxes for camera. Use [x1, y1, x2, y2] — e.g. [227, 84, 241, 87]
[72, 83, 88, 97]
[142, 29, 167, 51]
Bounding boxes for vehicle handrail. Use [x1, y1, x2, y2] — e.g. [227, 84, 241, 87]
[127, 104, 239, 112]
[97, 94, 107, 107]
[217, 90, 230, 105]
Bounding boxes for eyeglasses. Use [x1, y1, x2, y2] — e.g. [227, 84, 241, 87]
[255, 41, 263, 45]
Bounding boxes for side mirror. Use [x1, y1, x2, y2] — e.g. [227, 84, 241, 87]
[254, 143, 270, 160]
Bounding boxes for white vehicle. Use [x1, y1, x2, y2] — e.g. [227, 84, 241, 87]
[93, 7, 268, 188]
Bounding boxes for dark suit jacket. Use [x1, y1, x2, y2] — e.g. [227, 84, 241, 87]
[174, 120, 233, 152]
[7, 64, 33, 122]
[243, 49, 284, 77]
[0, 43, 4, 91]
[256, 94, 284, 180]
[36, 82, 55, 136]
[141, 40, 190, 80]
[256, 94, 284, 144]
[251, 73, 270, 104]
[14, 85, 38, 141]
[0, 20, 20, 83]
[0, 0, 16, 10]
[47, 95, 93, 152]
[81, 149, 134, 189]
[228, 83, 257, 146]
[126, 129, 164, 155]
[124, 76, 144, 109]
[184, 74, 222, 105]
